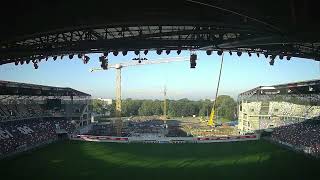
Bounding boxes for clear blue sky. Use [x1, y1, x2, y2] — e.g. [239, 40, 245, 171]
[0, 51, 319, 100]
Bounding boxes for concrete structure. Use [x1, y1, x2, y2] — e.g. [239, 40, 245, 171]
[238, 80, 320, 134]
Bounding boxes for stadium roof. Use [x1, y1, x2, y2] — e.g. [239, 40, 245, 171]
[239, 79, 320, 98]
[0, 80, 91, 97]
[1, 0, 320, 65]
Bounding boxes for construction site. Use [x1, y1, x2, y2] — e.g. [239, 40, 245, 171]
[88, 51, 232, 138]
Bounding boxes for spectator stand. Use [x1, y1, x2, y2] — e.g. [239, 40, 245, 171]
[0, 80, 91, 158]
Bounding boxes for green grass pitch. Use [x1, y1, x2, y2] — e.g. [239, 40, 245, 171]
[1, 140, 320, 180]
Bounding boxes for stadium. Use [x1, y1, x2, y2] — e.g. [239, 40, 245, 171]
[1, 0, 320, 179]
[1, 79, 320, 179]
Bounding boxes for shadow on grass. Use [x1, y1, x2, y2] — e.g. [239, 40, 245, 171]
[1, 140, 320, 180]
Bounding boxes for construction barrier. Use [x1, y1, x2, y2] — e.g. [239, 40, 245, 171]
[72, 135, 129, 143]
[196, 135, 258, 143]
[72, 134, 259, 143]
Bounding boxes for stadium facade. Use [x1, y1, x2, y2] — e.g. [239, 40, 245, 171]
[238, 79, 320, 134]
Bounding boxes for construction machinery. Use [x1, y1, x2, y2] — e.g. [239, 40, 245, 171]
[207, 53, 224, 127]
[90, 57, 189, 136]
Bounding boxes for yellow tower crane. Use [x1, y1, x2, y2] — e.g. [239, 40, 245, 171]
[90, 57, 189, 136]
[207, 52, 224, 127]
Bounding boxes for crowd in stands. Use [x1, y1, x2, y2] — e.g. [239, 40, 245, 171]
[0, 98, 91, 157]
[0, 117, 75, 156]
[270, 118, 320, 156]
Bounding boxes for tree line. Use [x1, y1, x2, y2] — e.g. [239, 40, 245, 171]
[91, 95, 237, 120]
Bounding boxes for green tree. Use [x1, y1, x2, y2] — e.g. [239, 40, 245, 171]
[91, 99, 105, 114]
[96, 97, 237, 120]
[138, 100, 156, 116]
[122, 99, 142, 116]
[215, 95, 237, 120]
[91, 99, 115, 116]
[198, 99, 212, 117]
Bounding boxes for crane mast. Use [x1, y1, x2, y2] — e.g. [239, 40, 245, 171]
[163, 85, 167, 120]
[115, 67, 122, 135]
[208, 53, 224, 127]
